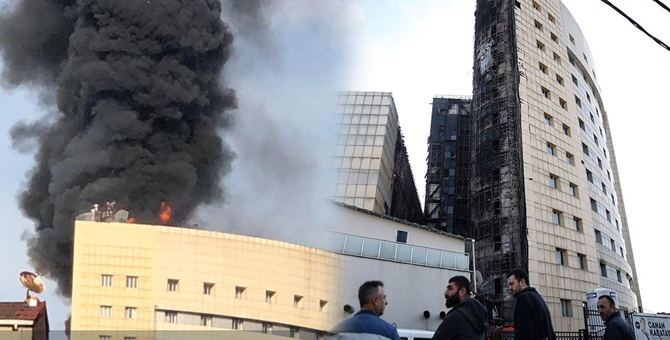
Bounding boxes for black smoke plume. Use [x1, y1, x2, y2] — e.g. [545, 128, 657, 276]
[0, 0, 236, 297]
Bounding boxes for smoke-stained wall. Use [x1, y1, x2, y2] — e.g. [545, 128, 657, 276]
[471, 0, 528, 322]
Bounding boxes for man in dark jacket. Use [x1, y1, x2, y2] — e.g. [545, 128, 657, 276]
[598, 295, 634, 340]
[432, 276, 488, 340]
[507, 269, 556, 340]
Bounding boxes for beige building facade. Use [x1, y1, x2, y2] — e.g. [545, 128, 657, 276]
[70, 204, 472, 339]
[516, 0, 639, 330]
[472, 0, 641, 331]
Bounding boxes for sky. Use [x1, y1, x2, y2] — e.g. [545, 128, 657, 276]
[1, 0, 669, 330]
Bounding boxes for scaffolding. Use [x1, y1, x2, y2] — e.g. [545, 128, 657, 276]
[471, 0, 528, 324]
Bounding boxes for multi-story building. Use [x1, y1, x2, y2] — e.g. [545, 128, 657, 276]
[69, 203, 471, 339]
[424, 96, 472, 236]
[471, 0, 642, 330]
[329, 91, 424, 224]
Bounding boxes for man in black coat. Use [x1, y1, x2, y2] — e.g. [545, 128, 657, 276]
[598, 295, 634, 340]
[507, 269, 556, 340]
[431, 276, 488, 340]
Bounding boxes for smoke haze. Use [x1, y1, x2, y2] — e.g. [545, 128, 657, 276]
[196, 0, 362, 246]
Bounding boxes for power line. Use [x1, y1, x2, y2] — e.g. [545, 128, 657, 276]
[599, 0, 670, 52]
[652, 0, 670, 14]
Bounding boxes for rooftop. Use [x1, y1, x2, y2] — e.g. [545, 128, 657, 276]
[0, 301, 47, 321]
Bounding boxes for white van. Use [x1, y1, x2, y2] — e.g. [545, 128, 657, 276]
[397, 329, 435, 340]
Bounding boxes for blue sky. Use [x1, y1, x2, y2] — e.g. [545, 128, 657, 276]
[1, 0, 670, 329]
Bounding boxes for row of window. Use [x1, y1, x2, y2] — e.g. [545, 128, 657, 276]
[554, 248, 587, 271]
[100, 275, 137, 288]
[590, 197, 620, 231]
[99, 306, 136, 319]
[547, 173, 578, 197]
[586, 169, 618, 211]
[594, 229, 626, 259]
[543, 113, 571, 136]
[545, 141, 574, 166]
[599, 263, 630, 288]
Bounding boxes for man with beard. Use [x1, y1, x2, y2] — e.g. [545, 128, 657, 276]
[597, 295, 634, 340]
[507, 269, 556, 340]
[431, 276, 488, 340]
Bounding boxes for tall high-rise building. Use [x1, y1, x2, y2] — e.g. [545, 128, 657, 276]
[329, 91, 424, 224]
[471, 0, 642, 330]
[424, 96, 472, 236]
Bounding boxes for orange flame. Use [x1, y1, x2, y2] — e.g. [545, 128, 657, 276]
[159, 201, 172, 225]
[126, 217, 136, 224]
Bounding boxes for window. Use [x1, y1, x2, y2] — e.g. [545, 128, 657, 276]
[320, 300, 329, 312]
[561, 300, 571, 317]
[607, 170, 611, 180]
[294, 295, 304, 308]
[396, 230, 408, 243]
[167, 279, 179, 292]
[549, 174, 558, 188]
[610, 239, 616, 251]
[551, 32, 558, 42]
[601, 182, 607, 195]
[569, 183, 577, 197]
[620, 246, 624, 257]
[595, 230, 602, 244]
[537, 40, 545, 51]
[539, 62, 547, 74]
[101, 275, 113, 287]
[125, 307, 137, 320]
[544, 113, 553, 126]
[579, 118, 585, 130]
[586, 169, 593, 182]
[559, 98, 567, 110]
[598, 158, 603, 169]
[583, 53, 589, 64]
[590, 112, 595, 123]
[232, 318, 243, 330]
[573, 217, 582, 232]
[556, 74, 564, 85]
[572, 74, 578, 85]
[235, 286, 246, 299]
[203, 282, 214, 295]
[548, 13, 555, 23]
[541, 86, 550, 98]
[125, 337, 136, 340]
[582, 143, 590, 156]
[553, 52, 561, 63]
[562, 124, 570, 136]
[100, 336, 111, 340]
[546, 142, 555, 155]
[100, 305, 112, 318]
[606, 210, 612, 222]
[600, 263, 607, 277]
[552, 210, 562, 226]
[126, 276, 137, 288]
[617, 270, 623, 283]
[569, 34, 575, 44]
[566, 152, 574, 165]
[533, 1, 541, 10]
[578, 254, 586, 270]
[535, 20, 543, 30]
[590, 198, 598, 212]
[556, 248, 566, 265]
[266, 290, 276, 303]
[575, 95, 582, 108]
[201, 315, 213, 327]
[165, 311, 178, 323]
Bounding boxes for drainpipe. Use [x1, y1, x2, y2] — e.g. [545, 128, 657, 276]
[471, 238, 477, 294]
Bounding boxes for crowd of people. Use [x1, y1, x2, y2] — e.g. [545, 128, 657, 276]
[329, 269, 634, 340]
